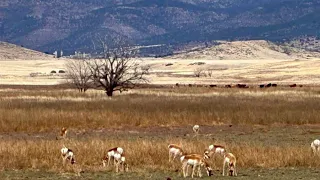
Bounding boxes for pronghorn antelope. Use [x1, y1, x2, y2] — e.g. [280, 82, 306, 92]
[61, 146, 75, 165]
[113, 152, 129, 173]
[193, 125, 200, 135]
[102, 147, 124, 167]
[223, 153, 237, 176]
[207, 144, 226, 157]
[311, 139, 320, 154]
[56, 127, 68, 140]
[168, 144, 184, 162]
[180, 154, 213, 178]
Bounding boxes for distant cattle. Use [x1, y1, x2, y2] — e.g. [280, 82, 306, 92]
[225, 85, 232, 88]
[175, 83, 179, 87]
[266, 83, 272, 87]
[188, 84, 193, 87]
[209, 85, 217, 88]
[259, 84, 265, 88]
[237, 84, 248, 88]
[271, 84, 277, 87]
[289, 84, 297, 87]
[299, 85, 303, 87]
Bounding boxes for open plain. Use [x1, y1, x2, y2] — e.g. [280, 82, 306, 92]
[0, 86, 320, 179]
[1, 41, 320, 179]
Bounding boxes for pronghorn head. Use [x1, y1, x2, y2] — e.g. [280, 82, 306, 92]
[202, 162, 213, 176]
[61, 127, 67, 136]
[229, 162, 235, 176]
[206, 167, 213, 176]
[193, 125, 200, 133]
[204, 149, 211, 159]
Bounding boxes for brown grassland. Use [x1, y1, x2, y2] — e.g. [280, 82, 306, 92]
[0, 85, 320, 179]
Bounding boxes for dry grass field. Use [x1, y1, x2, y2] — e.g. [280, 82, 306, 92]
[1, 41, 320, 179]
[0, 86, 320, 179]
[2, 58, 320, 86]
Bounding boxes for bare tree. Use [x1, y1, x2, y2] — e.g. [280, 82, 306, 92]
[65, 59, 92, 92]
[87, 42, 149, 97]
[194, 68, 205, 78]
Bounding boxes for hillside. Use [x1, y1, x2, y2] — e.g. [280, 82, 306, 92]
[0, 42, 53, 60]
[171, 40, 320, 60]
[1, 0, 319, 54]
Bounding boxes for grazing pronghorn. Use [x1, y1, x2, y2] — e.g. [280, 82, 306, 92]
[113, 152, 129, 173]
[168, 144, 184, 162]
[223, 153, 237, 176]
[180, 154, 213, 178]
[102, 147, 124, 167]
[56, 127, 68, 140]
[61, 146, 75, 165]
[193, 125, 200, 135]
[311, 139, 320, 154]
[207, 145, 226, 157]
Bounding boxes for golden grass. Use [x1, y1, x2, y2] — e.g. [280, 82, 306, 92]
[0, 86, 320, 174]
[0, 138, 319, 173]
[1, 87, 320, 133]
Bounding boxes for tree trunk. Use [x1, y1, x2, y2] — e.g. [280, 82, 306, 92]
[106, 90, 113, 96]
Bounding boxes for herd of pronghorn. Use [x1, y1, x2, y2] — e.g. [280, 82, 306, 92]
[58, 125, 320, 178]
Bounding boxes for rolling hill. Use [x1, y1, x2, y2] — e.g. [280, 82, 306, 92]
[0, 41, 53, 60]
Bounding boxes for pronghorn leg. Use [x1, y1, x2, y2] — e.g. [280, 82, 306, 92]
[172, 154, 178, 162]
[311, 144, 316, 154]
[115, 161, 120, 173]
[169, 152, 171, 162]
[113, 158, 117, 167]
[198, 165, 202, 177]
[186, 165, 190, 177]
[62, 156, 67, 166]
[222, 161, 226, 176]
[107, 156, 111, 167]
[182, 164, 187, 177]
[191, 165, 196, 178]
[234, 164, 238, 176]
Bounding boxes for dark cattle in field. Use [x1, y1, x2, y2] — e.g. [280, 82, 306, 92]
[259, 84, 265, 88]
[175, 83, 179, 87]
[266, 83, 272, 87]
[188, 84, 193, 87]
[209, 85, 217, 88]
[225, 85, 232, 88]
[271, 84, 277, 87]
[237, 84, 247, 88]
[289, 84, 297, 87]
[299, 85, 303, 87]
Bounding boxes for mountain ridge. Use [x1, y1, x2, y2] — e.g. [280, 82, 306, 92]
[1, 0, 319, 55]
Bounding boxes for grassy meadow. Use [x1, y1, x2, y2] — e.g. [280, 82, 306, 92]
[0, 85, 320, 179]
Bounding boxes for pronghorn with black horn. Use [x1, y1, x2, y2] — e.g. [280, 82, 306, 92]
[193, 125, 200, 136]
[168, 144, 184, 163]
[205, 144, 226, 158]
[61, 145, 76, 165]
[223, 152, 237, 176]
[113, 151, 129, 173]
[102, 147, 124, 167]
[56, 127, 68, 140]
[180, 154, 213, 178]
